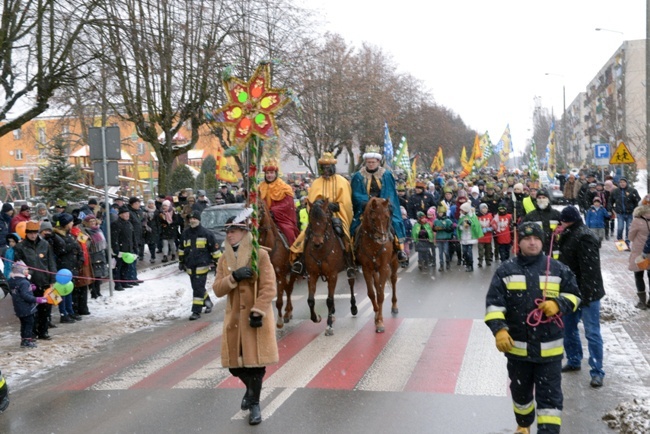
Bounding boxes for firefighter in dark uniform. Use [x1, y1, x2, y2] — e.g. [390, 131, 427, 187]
[178, 210, 220, 321]
[484, 222, 580, 434]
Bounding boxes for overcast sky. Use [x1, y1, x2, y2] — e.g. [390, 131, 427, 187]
[301, 0, 646, 156]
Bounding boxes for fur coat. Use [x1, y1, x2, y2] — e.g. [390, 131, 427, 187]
[628, 204, 650, 272]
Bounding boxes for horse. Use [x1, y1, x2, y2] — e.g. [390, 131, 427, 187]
[304, 198, 357, 336]
[257, 200, 298, 328]
[354, 197, 399, 333]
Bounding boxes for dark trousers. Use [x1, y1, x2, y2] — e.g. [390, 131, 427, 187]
[498, 243, 511, 262]
[19, 314, 35, 340]
[114, 257, 129, 287]
[190, 272, 209, 313]
[32, 286, 50, 336]
[635, 270, 650, 294]
[507, 359, 562, 434]
[477, 242, 493, 264]
[449, 239, 461, 262]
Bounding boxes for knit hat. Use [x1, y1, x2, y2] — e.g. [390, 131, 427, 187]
[39, 221, 53, 232]
[517, 222, 545, 243]
[513, 183, 524, 192]
[1, 203, 13, 213]
[11, 260, 28, 277]
[162, 200, 171, 207]
[559, 206, 582, 223]
[88, 198, 98, 205]
[189, 210, 201, 221]
[5, 233, 20, 243]
[479, 203, 488, 210]
[20, 204, 30, 212]
[118, 206, 130, 215]
[536, 188, 549, 198]
[497, 201, 508, 210]
[25, 221, 40, 233]
[456, 189, 467, 198]
[619, 177, 628, 183]
[83, 214, 97, 224]
[55, 213, 74, 227]
[437, 205, 447, 215]
[470, 186, 479, 195]
[460, 202, 472, 214]
[35, 203, 47, 211]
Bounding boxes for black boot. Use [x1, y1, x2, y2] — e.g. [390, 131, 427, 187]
[78, 285, 90, 315]
[204, 297, 213, 314]
[239, 373, 253, 411]
[637, 292, 648, 310]
[291, 256, 304, 275]
[248, 375, 263, 425]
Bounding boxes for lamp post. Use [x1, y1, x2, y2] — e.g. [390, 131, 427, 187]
[544, 73, 567, 166]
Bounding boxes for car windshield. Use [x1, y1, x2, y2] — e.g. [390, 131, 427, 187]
[201, 207, 242, 229]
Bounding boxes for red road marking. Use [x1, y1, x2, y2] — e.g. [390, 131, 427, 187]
[217, 320, 325, 389]
[405, 318, 473, 393]
[307, 317, 401, 390]
[129, 336, 222, 389]
[58, 321, 211, 391]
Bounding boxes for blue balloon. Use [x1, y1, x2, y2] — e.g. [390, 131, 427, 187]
[56, 268, 73, 285]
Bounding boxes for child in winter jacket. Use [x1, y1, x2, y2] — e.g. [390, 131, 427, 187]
[586, 197, 610, 246]
[0, 233, 20, 278]
[433, 205, 454, 271]
[456, 202, 483, 271]
[493, 202, 513, 262]
[412, 212, 435, 270]
[8, 260, 47, 348]
[476, 203, 497, 267]
[401, 206, 413, 257]
[425, 206, 437, 227]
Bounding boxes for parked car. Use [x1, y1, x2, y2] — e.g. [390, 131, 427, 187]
[538, 171, 565, 204]
[200, 202, 245, 249]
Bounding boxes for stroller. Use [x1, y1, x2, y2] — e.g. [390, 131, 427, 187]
[415, 239, 435, 271]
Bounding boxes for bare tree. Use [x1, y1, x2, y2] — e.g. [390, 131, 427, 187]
[0, 0, 100, 137]
[96, 0, 242, 193]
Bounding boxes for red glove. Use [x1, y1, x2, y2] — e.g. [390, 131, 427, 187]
[36, 297, 48, 304]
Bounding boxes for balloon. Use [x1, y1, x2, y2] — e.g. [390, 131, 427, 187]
[53, 281, 73, 296]
[122, 252, 136, 264]
[16, 221, 26, 239]
[55, 268, 73, 285]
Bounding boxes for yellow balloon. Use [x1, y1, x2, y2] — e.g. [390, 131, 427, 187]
[16, 221, 26, 239]
[231, 107, 242, 119]
[260, 97, 271, 109]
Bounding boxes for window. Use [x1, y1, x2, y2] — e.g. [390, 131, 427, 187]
[12, 129, 21, 140]
[137, 142, 145, 155]
[62, 125, 70, 136]
[38, 128, 46, 144]
[15, 149, 23, 160]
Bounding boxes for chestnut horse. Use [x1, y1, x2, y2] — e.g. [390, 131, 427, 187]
[304, 198, 357, 336]
[257, 200, 297, 328]
[355, 197, 399, 333]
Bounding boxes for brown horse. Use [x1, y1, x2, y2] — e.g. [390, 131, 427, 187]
[304, 198, 357, 336]
[355, 197, 399, 333]
[257, 200, 297, 328]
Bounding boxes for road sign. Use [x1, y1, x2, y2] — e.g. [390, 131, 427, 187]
[609, 141, 636, 164]
[594, 143, 610, 167]
[89, 127, 121, 161]
[93, 161, 120, 187]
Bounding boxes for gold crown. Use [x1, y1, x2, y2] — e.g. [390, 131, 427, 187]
[363, 145, 382, 160]
[318, 152, 337, 165]
[262, 158, 279, 172]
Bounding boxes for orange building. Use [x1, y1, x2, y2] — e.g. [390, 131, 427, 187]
[0, 115, 225, 201]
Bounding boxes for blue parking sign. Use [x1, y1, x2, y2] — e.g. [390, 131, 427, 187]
[594, 143, 610, 159]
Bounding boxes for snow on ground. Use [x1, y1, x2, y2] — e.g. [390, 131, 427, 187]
[0, 263, 221, 390]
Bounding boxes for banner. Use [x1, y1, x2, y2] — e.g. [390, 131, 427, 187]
[216, 151, 239, 183]
[546, 120, 556, 179]
[383, 122, 394, 169]
[496, 124, 512, 163]
[393, 136, 411, 175]
[430, 147, 444, 172]
[528, 140, 539, 179]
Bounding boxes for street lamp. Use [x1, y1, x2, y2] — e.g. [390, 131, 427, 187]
[544, 73, 567, 166]
[595, 27, 625, 36]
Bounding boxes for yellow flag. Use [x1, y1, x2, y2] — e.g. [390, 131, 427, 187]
[471, 133, 482, 161]
[408, 156, 418, 188]
[460, 146, 468, 168]
[430, 147, 444, 172]
[216, 150, 239, 183]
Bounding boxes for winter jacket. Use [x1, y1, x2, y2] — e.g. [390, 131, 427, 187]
[610, 186, 641, 215]
[213, 236, 279, 368]
[8, 275, 38, 317]
[557, 219, 605, 305]
[178, 224, 220, 275]
[408, 191, 437, 220]
[111, 217, 136, 255]
[628, 205, 650, 272]
[10, 212, 30, 233]
[128, 206, 144, 247]
[481, 193, 501, 216]
[523, 206, 562, 256]
[157, 209, 182, 241]
[493, 213, 513, 245]
[432, 217, 454, 241]
[0, 212, 10, 249]
[585, 206, 609, 229]
[51, 228, 84, 276]
[14, 237, 57, 288]
[477, 212, 497, 243]
[484, 252, 580, 363]
[411, 222, 434, 243]
[563, 179, 580, 201]
[456, 213, 483, 245]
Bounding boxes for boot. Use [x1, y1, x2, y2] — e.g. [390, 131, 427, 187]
[248, 375, 263, 425]
[204, 297, 214, 314]
[189, 312, 201, 321]
[637, 292, 648, 310]
[60, 315, 76, 324]
[291, 255, 304, 275]
[239, 373, 253, 411]
[514, 426, 530, 434]
[78, 286, 90, 315]
[446, 261, 450, 270]
[162, 255, 169, 263]
[438, 262, 444, 272]
[20, 338, 37, 349]
[345, 250, 357, 278]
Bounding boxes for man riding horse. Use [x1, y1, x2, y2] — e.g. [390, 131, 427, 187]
[290, 152, 355, 277]
[259, 158, 299, 246]
[350, 145, 408, 266]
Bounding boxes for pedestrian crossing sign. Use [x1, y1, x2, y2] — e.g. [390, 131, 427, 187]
[609, 142, 636, 164]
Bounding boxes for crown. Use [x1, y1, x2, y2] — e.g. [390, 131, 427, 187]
[262, 157, 279, 172]
[318, 152, 337, 165]
[363, 145, 382, 160]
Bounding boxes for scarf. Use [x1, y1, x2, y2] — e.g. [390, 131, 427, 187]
[85, 226, 107, 253]
[163, 208, 174, 224]
[70, 226, 90, 265]
[144, 204, 157, 220]
[221, 233, 253, 272]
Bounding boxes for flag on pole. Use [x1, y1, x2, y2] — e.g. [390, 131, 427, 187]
[477, 131, 493, 169]
[408, 155, 418, 188]
[393, 136, 411, 174]
[546, 120, 556, 179]
[471, 134, 482, 162]
[383, 122, 394, 168]
[460, 146, 468, 168]
[496, 124, 512, 163]
[430, 147, 444, 172]
[529, 140, 539, 179]
[216, 149, 239, 183]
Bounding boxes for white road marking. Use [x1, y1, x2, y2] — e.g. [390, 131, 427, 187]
[356, 318, 436, 392]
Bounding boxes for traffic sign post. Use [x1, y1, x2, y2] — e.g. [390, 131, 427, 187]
[594, 143, 611, 167]
[609, 141, 636, 165]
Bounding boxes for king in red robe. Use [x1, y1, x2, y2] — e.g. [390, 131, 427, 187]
[259, 159, 299, 245]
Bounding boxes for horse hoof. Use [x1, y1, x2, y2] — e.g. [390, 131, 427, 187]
[283, 314, 292, 324]
[276, 321, 284, 329]
[351, 306, 358, 316]
[391, 308, 399, 316]
[314, 315, 322, 323]
[325, 327, 334, 336]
